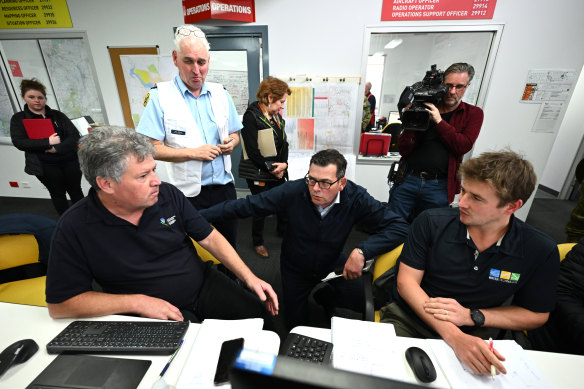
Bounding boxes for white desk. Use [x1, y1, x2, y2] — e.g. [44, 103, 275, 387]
[291, 325, 584, 389]
[0, 302, 279, 389]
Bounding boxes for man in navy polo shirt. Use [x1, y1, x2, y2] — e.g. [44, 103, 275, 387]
[380, 150, 559, 376]
[46, 126, 278, 323]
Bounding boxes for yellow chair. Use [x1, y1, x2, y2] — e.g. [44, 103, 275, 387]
[0, 234, 47, 306]
[363, 243, 404, 322]
[190, 237, 221, 265]
[364, 243, 576, 324]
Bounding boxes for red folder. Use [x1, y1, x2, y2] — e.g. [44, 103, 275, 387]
[22, 119, 55, 139]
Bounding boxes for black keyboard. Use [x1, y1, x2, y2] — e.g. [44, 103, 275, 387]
[279, 333, 333, 364]
[46, 320, 189, 355]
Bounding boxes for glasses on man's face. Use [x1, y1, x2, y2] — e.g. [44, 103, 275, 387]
[175, 26, 206, 39]
[304, 174, 341, 190]
[445, 83, 468, 91]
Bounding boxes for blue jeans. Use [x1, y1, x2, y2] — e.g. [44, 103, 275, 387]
[388, 174, 448, 222]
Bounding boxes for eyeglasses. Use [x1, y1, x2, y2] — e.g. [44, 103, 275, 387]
[444, 83, 468, 91]
[175, 26, 206, 39]
[304, 174, 341, 189]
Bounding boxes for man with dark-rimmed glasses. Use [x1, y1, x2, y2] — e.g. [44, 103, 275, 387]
[388, 62, 484, 223]
[201, 149, 408, 329]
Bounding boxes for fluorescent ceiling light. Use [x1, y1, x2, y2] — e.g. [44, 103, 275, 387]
[384, 38, 403, 49]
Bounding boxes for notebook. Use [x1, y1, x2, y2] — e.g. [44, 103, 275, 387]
[22, 119, 55, 139]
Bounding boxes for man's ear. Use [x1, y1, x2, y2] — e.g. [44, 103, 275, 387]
[338, 177, 348, 191]
[96, 176, 114, 194]
[504, 199, 523, 215]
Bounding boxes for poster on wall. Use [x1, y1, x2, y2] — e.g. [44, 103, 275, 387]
[0, 0, 72, 29]
[520, 69, 578, 103]
[382, 0, 497, 21]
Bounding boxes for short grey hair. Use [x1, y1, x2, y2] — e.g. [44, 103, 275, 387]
[174, 24, 210, 53]
[444, 63, 475, 83]
[78, 126, 156, 191]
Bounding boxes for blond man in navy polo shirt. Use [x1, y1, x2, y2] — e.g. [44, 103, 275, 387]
[381, 150, 559, 376]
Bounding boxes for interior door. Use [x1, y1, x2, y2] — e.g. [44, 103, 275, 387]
[203, 32, 264, 189]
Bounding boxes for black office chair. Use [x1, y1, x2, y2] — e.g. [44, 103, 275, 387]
[382, 123, 402, 152]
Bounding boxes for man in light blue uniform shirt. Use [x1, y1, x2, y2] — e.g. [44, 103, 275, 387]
[137, 24, 242, 247]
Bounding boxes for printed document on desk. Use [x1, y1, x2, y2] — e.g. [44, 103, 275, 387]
[427, 339, 555, 389]
[330, 317, 449, 388]
[175, 318, 279, 389]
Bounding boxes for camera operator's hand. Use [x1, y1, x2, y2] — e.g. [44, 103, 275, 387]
[424, 102, 442, 124]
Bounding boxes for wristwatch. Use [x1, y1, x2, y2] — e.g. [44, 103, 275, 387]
[470, 309, 485, 328]
[357, 248, 364, 257]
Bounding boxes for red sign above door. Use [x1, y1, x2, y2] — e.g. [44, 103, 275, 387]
[382, 0, 497, 21]
[183, 0, 255, 23]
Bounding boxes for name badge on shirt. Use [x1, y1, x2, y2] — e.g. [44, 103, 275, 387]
[171, 130, 186, 135]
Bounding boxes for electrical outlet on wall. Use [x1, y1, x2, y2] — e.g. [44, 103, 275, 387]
[21, 181, 31, 188]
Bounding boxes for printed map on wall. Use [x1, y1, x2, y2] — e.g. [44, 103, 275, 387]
[120, 55, 177, 128]
[120, 54, 250, 128]
[0, 79, 14, 140]
[39, 39, 105, 124]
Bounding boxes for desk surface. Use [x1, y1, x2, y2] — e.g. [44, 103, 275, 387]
[0, 302, 279, 389]
[291, 326, 584, 389]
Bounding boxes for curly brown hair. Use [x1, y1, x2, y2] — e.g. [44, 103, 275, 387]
[20, 78, 46, 98]
[458, 150, 537, 207]
[256, 76, 291, 105]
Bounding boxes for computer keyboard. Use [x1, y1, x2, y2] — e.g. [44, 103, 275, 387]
[279, 333, 333, 364]
[46, 320, 189, 355]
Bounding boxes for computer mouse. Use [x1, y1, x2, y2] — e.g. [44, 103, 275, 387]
[405, 346, 437, 383]
[0, 339, 39, 377]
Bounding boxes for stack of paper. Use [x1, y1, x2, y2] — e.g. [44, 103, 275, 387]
[175, 318, 279, 389]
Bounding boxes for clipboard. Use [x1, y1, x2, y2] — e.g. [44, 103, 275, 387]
[22, 119, 55, 139]
[241, 129, 277, 159]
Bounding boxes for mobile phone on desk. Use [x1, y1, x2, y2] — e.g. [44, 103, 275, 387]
[214, 337, 244, 385]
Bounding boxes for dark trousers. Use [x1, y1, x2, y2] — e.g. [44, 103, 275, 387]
[246, 179, 286, 246]
[181, 263, 275, 332]
[189, 183, 237, 248]
[36, 160, 84, 215]
[281, 268, 364, 330]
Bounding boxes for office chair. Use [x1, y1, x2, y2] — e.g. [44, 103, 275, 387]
[190, 237, 221, 265]
[0, 234, 47, 306]
[363, 243, 404, 322]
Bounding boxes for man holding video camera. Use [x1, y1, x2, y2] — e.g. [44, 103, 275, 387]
[388, 63, 484, 222]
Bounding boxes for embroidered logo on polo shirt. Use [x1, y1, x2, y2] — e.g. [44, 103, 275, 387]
[160, 215, 176, 227]
[489, 268, 520, 284]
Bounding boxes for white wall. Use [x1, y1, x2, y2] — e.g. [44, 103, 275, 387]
[1, 0, 583, 221]
[539, 69, 584, 194]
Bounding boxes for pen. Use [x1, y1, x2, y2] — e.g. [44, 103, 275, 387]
[489, 337, 495, 380]
[159, 339, 184, 378]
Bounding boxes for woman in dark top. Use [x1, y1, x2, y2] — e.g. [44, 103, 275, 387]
[10, 78, 84, 215]
[239, 77, 291, 258]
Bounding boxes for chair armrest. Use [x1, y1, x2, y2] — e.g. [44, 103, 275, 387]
[362, 271, 374, 321]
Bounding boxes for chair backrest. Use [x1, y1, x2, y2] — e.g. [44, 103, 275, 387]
[558, 243, 577, 261]
[0, 234, 39, 271]
[372, 243, 404, 283]
[190, 237, 221, 265]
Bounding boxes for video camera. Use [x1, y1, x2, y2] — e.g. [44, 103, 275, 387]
[397, 64, 448, 131]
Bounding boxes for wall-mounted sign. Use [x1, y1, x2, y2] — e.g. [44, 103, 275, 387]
[382, 0, 497, 21]
[182, 0, 255, 23]
[0, 0, 72, 29]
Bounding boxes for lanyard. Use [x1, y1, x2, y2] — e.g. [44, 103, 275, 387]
[258, 104, 286, 141]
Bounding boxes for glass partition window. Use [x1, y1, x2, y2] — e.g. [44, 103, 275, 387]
[359, 28, 498, 160]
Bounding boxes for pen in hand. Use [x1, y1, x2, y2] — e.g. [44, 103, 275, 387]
[152, 339, 184, 389]
[489, 337, 496, 380]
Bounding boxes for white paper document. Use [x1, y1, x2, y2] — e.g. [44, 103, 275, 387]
[427, 339, 555, 389]
[175, 318, 278, 389]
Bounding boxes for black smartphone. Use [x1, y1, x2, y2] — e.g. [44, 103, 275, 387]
[213, 337, 244, 385]
[265, 161, 276, 171]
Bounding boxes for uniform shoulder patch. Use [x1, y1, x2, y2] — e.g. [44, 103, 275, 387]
[143, 93, 150, 107]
